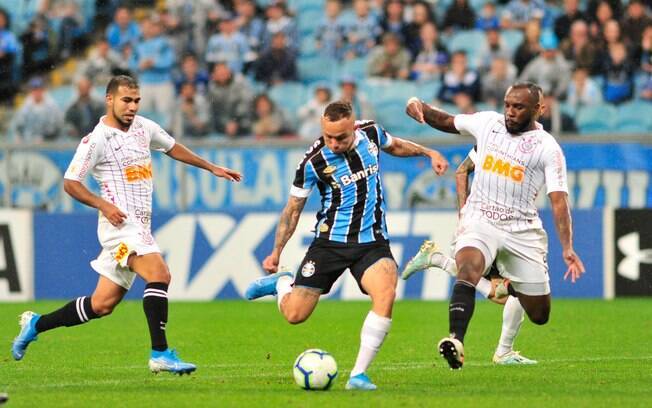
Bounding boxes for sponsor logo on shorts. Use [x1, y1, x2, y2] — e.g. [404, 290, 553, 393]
[114, 242, 129, 262]
[482, 154, 525, 183]
[301, 261, 316, 277]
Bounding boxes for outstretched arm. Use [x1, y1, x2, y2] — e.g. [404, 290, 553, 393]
[549, 191, 585, 282]
[405, 97, 459, 134]
[383, 137, 449, 175]
[262, 195, 308, 273]
[455, 155, 475, 212]
[166, 143, 242, 182]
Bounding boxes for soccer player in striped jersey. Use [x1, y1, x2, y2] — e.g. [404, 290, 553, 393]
[11, 76, 242, 374]
[405, 82, 585, 369]
[245, 100, 449, 390]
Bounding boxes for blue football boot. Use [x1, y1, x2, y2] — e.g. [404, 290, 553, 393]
[148, 349, 196, 375]
[345, 373, 377, 390]
[12, 311, 40, 361]
[245, 270, 293, 300]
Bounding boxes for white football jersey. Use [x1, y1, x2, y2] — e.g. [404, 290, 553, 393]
[64, 115, 175, 227]
[455, 111, 568, 232]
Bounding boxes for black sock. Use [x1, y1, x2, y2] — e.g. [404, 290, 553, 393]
[449, 281, 476, 344]
[143, 282, 169, 352]
[35, 296, 99, 333]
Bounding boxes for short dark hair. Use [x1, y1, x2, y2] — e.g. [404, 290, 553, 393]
[323, 101, 353, 121]
[106, 75, 139, 95]
[509, 81, 543, 104]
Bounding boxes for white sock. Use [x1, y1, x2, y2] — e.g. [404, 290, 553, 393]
[475, 278, 492, 298]
[496, 296, 525, 356]
[430, 253, 457, 277]
[275, 275, 293, 312]
[350, 311, 392, 377]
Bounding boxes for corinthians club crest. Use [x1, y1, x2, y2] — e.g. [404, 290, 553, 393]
[301, 261, 316, 277]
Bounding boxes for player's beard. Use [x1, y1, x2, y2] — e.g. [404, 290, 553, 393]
[114, 107, 135, 129]
[504, 116, 530, 134]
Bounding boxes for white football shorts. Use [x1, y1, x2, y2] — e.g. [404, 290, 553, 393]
[453, 219, 551, 296]
[90, 216, 160, 290]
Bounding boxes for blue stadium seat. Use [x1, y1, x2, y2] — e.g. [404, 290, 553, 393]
[502, 29, 524, 53]
[363, 80, 418, 108]
[49, 85, 76, 109]
[340, 56, 368, 79]
[287, 0, 324, 13]
[375, 101, 416, 136]
[298, 9, 323, 36]
[300, 36, 318, 58]
[298, 56, 338, 84]
[268, 82, 307, 121]
[448, 30, 485, 59]
[615, 101, 652, 133]
[415, 80, 441, 102]
[575, 104, 617, 134]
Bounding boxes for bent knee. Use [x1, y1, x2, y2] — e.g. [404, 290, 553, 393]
[285, 311, 309, 325]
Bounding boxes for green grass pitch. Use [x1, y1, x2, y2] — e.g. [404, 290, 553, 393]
[1, 299, 651, 407]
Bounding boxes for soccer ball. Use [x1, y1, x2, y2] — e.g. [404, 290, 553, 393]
[293, 349, 338, 390]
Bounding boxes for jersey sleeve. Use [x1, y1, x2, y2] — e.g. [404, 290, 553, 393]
[64, 134, 104, 181]
[467, 145, 478, 166]
[453, 111, 496, 140]
[543, 142, 569, 195]
[376, 124, 393, 148]
[290, 159, 318, 198]
[147, 119, 176, 152]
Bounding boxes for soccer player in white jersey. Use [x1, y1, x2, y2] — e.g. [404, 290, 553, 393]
[11, 76, 242, 374]
[405, 82, 585, 369]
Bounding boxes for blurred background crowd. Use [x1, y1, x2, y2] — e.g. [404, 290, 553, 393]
[1, 0, 651, 143]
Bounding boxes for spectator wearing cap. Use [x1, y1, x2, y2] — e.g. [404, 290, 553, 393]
[442, 0, 476, 33]
[315, 0, 347, 60]
[519, 32, 572, 98]
[411, 22, 449, 82]
[207, 62, 254, 138]
[205, 13, 252, 74]
[0, 8, 18, 104]
[129, 17, 176, 126]
[345, 0, 382, 59]
[554, 0, 588, 42]
[337, 75, 375, 119]
[64, 76, 104, 139]
[174, 53, 209, 95]
[262, 2, 298, 55]
[501, 0, 546, 30]
[475, 2, 501, 31]
[367, 32, 411, 79]
[254, 32, 298, 86]
[11, 78, 64, 143]
[171, 81, 210, 138]
[438, 51, 482, 104]
[298, 85, 332, 139]
[105, 6, 141, 51]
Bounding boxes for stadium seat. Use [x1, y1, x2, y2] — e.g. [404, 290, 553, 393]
[300, 36, 318, 58]
[363, 79, 418, 107]
[49, 85, 76, 109]
[448, 30, 485, 58]
[297, 9, 323, 36]
[268, 82, 307, 121]
[502, 30, 524, 53]
[298, 56, 338, 84]
[340, 56, 368, 79]
[415, 80, 441, 102]
[375, 101, 416, 136]
[575, 104, 617, 134]
[615, 101, 652, 133]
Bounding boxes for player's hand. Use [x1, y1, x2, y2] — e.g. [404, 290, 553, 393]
[429, 151, 449, 175]
[406, 97, 425, 123]
[211, 165, 242, 182]
[562, 248, 585, 283]
[99, 202, 127, 226]
[262, 253, 280, 274]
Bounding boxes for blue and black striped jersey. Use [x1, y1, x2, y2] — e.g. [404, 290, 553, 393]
[290, 120, 393, 244]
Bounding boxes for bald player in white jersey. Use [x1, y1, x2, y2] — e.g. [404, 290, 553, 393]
[12, 75, 242, 374]
[405, 82, 585, 369]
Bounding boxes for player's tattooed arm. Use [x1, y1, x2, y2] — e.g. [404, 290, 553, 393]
[455, 156, 475, 211]
[549, 191, 586, 282]
[263, 195, 307, 273]
[384, 137, 449, 175]
[405, 97, 459, 134]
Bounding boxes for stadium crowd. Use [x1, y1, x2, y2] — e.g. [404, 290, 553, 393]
[1, 0, 652, 142]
